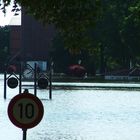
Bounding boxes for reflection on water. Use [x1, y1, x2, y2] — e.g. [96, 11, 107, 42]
[1, 83, 140, 140]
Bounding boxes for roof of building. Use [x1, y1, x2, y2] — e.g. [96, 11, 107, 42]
[8, 13, 21, 26]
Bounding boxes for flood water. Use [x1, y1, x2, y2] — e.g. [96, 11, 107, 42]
[1, 80, 140, 140]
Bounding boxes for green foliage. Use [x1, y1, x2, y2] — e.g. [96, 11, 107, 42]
[91, 0, 140, 72]
[0, 0, 101, 52]
[1, 0, 140, 74]
[128, 1, 140, 26]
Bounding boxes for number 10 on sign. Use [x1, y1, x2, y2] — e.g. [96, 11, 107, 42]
[18, 103, 34, 119]
[8, 93, 44, 129]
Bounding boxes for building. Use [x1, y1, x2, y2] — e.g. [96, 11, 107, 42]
[9, 14, 21, 63]
[21, 10, 55, 61]
[9, 10, 55, 70]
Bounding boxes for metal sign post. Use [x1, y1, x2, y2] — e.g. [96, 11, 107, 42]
[23, 62, 51, 99]
[7, 89, 44, 140]
[49, 69, 52, 100]
[34, 63, 37, 96]
[4, 70, 7, 99]
[22, 129, 27, 140]
[4, 63, 22, 99]
[49, 61, 53, 100]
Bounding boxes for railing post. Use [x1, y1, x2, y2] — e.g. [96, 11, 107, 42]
[34, 63, 37, 96]
[4, 70, 7, 99]
[49, 62, 53, 100]
[19, 63, 22, 94]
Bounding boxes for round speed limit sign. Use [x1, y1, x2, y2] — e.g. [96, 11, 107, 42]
[8, 93, 44, 129]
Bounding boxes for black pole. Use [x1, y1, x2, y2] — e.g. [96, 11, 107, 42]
[4, 70, 7, 99]
[49, 67, 52, 100]
[34, 63, 37, 96]
[22, 129, 27, 140]
[19, 63, 22, 94]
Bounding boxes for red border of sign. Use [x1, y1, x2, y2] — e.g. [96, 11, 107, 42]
[8, 93, 44, 129]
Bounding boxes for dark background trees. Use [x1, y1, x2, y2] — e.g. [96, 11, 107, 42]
[89, 0, 140, 74]
[0, 0, 140, 76]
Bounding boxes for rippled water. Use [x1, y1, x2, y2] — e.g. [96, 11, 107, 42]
[1, 81, 140, 140]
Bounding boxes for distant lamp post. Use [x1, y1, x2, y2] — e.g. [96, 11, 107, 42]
[78, 59, 81, 65]
[51, 61, 54, 75]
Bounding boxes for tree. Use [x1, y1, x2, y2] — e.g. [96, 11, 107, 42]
[113, 0, 140, 67]
[86, 0, 140, 74]
[0, 0, 101, 53]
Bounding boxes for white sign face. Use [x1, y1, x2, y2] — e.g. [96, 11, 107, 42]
[8, 93, 44, 129]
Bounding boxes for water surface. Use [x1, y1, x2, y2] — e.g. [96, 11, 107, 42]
[0, 82, 140, 140]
